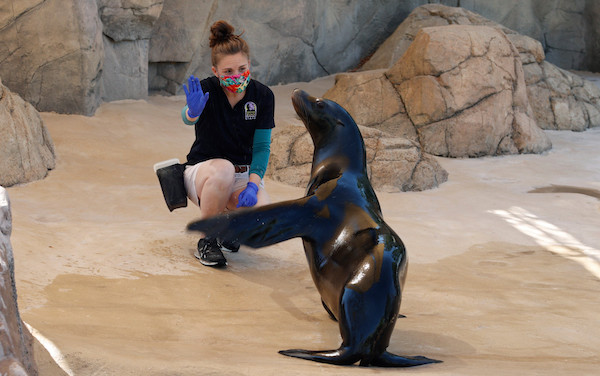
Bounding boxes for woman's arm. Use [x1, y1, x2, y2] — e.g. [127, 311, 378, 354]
[181, 105, 199, 125]
[248, 128, 272, 181]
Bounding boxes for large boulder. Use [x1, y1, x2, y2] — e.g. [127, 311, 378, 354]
[327, 25, 552, 158]
[0, 0, 103, 116]
[0, 188, 38, 375]
[0, 80, 55, 187]
[322, 70, 418, 142]
[361, 4, 600, 132]
[267, 124, 448, 192]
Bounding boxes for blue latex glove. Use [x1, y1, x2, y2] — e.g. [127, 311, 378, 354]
[237, 182, 259, 208]
[183, 75, 209, 118]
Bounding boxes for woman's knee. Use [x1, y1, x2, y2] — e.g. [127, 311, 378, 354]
[197, 160, 235, 185]
[194, 159, 236, 196]
[206, 159, 235, 178]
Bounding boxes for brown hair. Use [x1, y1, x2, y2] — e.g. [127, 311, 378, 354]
[209, 20, 250, 66]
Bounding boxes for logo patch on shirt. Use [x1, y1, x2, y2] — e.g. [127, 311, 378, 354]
[244, 101, 257, 120]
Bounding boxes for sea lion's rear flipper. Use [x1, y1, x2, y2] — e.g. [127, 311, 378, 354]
[369, 352, 442, 367]
[186, 195, 325, 248]
[278, 348, 360, 366]
[279, 348, 441, 367]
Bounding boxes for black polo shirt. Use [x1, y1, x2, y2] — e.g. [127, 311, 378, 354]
[186, 76, 275, 166]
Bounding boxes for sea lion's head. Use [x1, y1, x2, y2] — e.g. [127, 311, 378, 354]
[291, 89, 366, 174]
[291, 89, 359, 147]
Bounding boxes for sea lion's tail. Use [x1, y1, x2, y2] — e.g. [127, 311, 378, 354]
[278, 348, 441, 367]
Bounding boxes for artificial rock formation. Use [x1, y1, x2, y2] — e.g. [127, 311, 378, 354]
[0, 80, 55, 187]
[149, 0, 409, 93]
[322, 69, 417, 142]
[361, 4, 600, 132]
[327, 25, 551, 158]
[525, 61, 600, 131]
[0, 188, 38, 375]
[449, 0, 600, 72]
[0, 0, 414, 114]
[362, 2, 600, 74]
[98, 0, 164, 102]
[1, 1, 598, 115]
[0, 0, 103, 116]
[267, 124, 448, 193]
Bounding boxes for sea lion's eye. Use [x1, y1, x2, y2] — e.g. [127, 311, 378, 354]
[316, 99, 325, 109]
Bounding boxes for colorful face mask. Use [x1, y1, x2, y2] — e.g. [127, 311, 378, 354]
[219, 70, 251, 93]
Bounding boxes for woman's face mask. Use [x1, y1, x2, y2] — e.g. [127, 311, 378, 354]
[219, 70, 251, 93]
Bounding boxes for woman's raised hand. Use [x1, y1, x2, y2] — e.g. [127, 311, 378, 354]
[183, 75, 210, 118]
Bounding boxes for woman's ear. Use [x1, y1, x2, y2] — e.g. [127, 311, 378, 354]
[211, 66, 218, 77]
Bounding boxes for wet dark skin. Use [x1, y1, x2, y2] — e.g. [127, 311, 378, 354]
[187, 89, 441, 367]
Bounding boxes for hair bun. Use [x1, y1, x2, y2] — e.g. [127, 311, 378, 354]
[208, 20, 249, 66]
[209, 20, 235, 48]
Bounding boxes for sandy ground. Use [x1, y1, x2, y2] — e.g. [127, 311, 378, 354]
[6, 75, 600, 375]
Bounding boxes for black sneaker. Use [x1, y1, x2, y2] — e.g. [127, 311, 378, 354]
[218, 238, 240, 253]
[195, 238, 227, 267]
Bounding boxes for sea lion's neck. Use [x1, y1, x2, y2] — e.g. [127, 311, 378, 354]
[311, 140, 366, 176]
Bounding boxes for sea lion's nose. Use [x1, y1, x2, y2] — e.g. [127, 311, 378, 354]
[292, 88, 306, 99]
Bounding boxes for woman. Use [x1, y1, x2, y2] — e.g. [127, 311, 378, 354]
[181, 20, 274, 267]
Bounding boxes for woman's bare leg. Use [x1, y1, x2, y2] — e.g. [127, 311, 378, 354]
[227, 184, 270, 210]
[194, 159, 235, 219]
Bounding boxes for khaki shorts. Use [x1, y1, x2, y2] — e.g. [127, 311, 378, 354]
[184, 161, 264, 207]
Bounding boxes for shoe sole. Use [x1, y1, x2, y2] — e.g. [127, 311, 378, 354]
[194, 250, 227, 267]
[220, 245, 239, 253]
[217, 240, 240, 253]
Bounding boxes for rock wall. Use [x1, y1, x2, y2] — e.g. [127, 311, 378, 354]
[584, 1, 600, 72]
[149, 0, 600, 95]
[0, 80, 55, 188]
[148, 0, 411, 94]
[415, 0, 600, 73]
[456, 0, 600, 72]
[0, 1, 103, 116]
[98, 0, 164, 102]
[0, 188, 38, 375]
[0, 1, 598, 115]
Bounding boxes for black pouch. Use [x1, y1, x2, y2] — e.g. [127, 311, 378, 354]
[154, 159, 188, 212]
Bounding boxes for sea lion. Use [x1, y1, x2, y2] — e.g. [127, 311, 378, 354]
[187, 89, 440, 367]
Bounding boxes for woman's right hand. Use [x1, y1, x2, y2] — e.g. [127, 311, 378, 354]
[183, 75, 209, 118]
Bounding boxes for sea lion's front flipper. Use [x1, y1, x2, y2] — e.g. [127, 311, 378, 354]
[186, 195, 325, 248]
